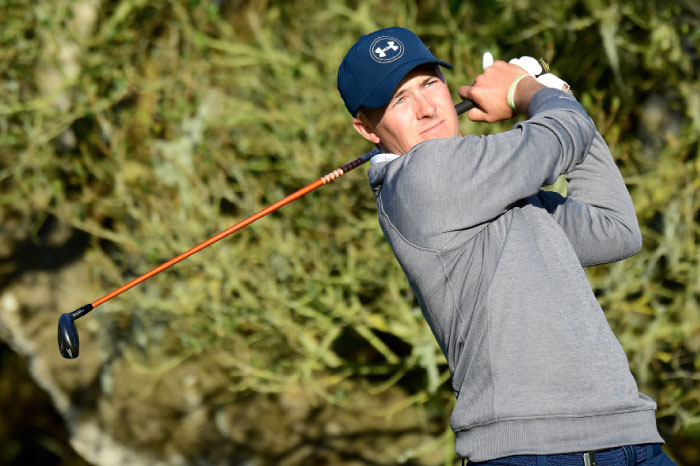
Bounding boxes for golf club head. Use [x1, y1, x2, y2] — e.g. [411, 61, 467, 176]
[58, 313, 79, 359]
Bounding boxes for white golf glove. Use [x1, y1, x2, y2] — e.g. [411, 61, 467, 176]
[482, 51, 494, 70]
[482, 52, 569, 91]
[508, 55, 569, 91]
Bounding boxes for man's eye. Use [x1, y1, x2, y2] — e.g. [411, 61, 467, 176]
[426, 80, 438, 87]
[393, 97, 405, 106]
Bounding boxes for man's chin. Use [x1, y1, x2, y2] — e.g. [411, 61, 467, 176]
[420, 123, 460, 142]
[418, 132, 450, 145]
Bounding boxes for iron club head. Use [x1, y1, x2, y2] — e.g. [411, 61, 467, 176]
[58, 313, 79, 359]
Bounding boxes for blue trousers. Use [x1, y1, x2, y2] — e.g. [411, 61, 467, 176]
[465, 444, 676, 466]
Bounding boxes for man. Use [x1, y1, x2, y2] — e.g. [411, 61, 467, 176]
[337, 27, 674, 465]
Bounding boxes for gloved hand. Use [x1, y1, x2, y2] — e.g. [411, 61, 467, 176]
[483, 52, 569, 91]
[508, 55, 569, 91]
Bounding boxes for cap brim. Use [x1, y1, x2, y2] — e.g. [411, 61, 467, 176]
[359, 59, 452, 112]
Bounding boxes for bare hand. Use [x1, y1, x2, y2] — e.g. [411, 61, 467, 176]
[458, 60, 538, 123]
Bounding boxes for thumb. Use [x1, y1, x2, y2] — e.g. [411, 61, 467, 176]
[468, 107, 489, 122]
[457, 85, 473, 101]
[459, 86, 486, 121]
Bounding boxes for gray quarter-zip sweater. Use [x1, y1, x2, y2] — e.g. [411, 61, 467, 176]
[367, 88, 663, 461]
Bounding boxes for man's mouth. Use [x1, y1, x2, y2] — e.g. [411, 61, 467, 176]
[420, 120, 444, 136]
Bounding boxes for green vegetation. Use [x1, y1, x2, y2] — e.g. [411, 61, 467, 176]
[1, 0, 698, 464]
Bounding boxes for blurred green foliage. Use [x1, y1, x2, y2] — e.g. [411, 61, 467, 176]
[1, 0, 698, 464]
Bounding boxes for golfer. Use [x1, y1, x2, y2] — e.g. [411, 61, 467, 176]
[337, 27, 674, 466]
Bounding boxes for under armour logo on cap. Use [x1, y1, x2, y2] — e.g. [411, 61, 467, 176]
[371, 37, 403, 62]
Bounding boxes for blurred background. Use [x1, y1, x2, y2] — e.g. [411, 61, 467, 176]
[0, 0, 698, 464]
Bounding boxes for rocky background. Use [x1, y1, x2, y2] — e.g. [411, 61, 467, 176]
[1, 0, 699, 465]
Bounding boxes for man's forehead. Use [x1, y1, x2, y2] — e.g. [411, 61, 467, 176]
[393, 65, 443, 95]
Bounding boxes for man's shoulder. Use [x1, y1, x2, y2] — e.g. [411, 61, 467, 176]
[397, 135, 485, 174]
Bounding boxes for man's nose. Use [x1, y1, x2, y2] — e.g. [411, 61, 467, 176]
[414, 93, 436, 118]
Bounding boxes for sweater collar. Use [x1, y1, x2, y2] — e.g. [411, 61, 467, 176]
[367, 152, 399, 197]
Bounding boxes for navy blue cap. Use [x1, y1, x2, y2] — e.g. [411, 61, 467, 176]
[337, 27, 452, 117]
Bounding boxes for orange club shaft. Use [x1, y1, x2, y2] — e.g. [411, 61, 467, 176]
[90, 149, 380, 309]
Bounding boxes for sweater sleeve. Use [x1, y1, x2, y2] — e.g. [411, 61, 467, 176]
[533, 131, 642, 266]
[377, 88, 597, 249]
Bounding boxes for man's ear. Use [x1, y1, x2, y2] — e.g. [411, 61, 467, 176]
[352, 118, 381, 145]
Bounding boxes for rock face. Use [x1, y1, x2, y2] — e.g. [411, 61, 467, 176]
[0, 221, 173, 465]
[0, 340, 92, 465]
[0, 217, 449, 466]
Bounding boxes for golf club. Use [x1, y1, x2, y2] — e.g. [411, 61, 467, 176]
[58, 98, 479, 359]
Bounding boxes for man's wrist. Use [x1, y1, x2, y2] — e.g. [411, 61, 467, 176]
[507, 74, 531, 111]
[513, 77, 546, 114]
